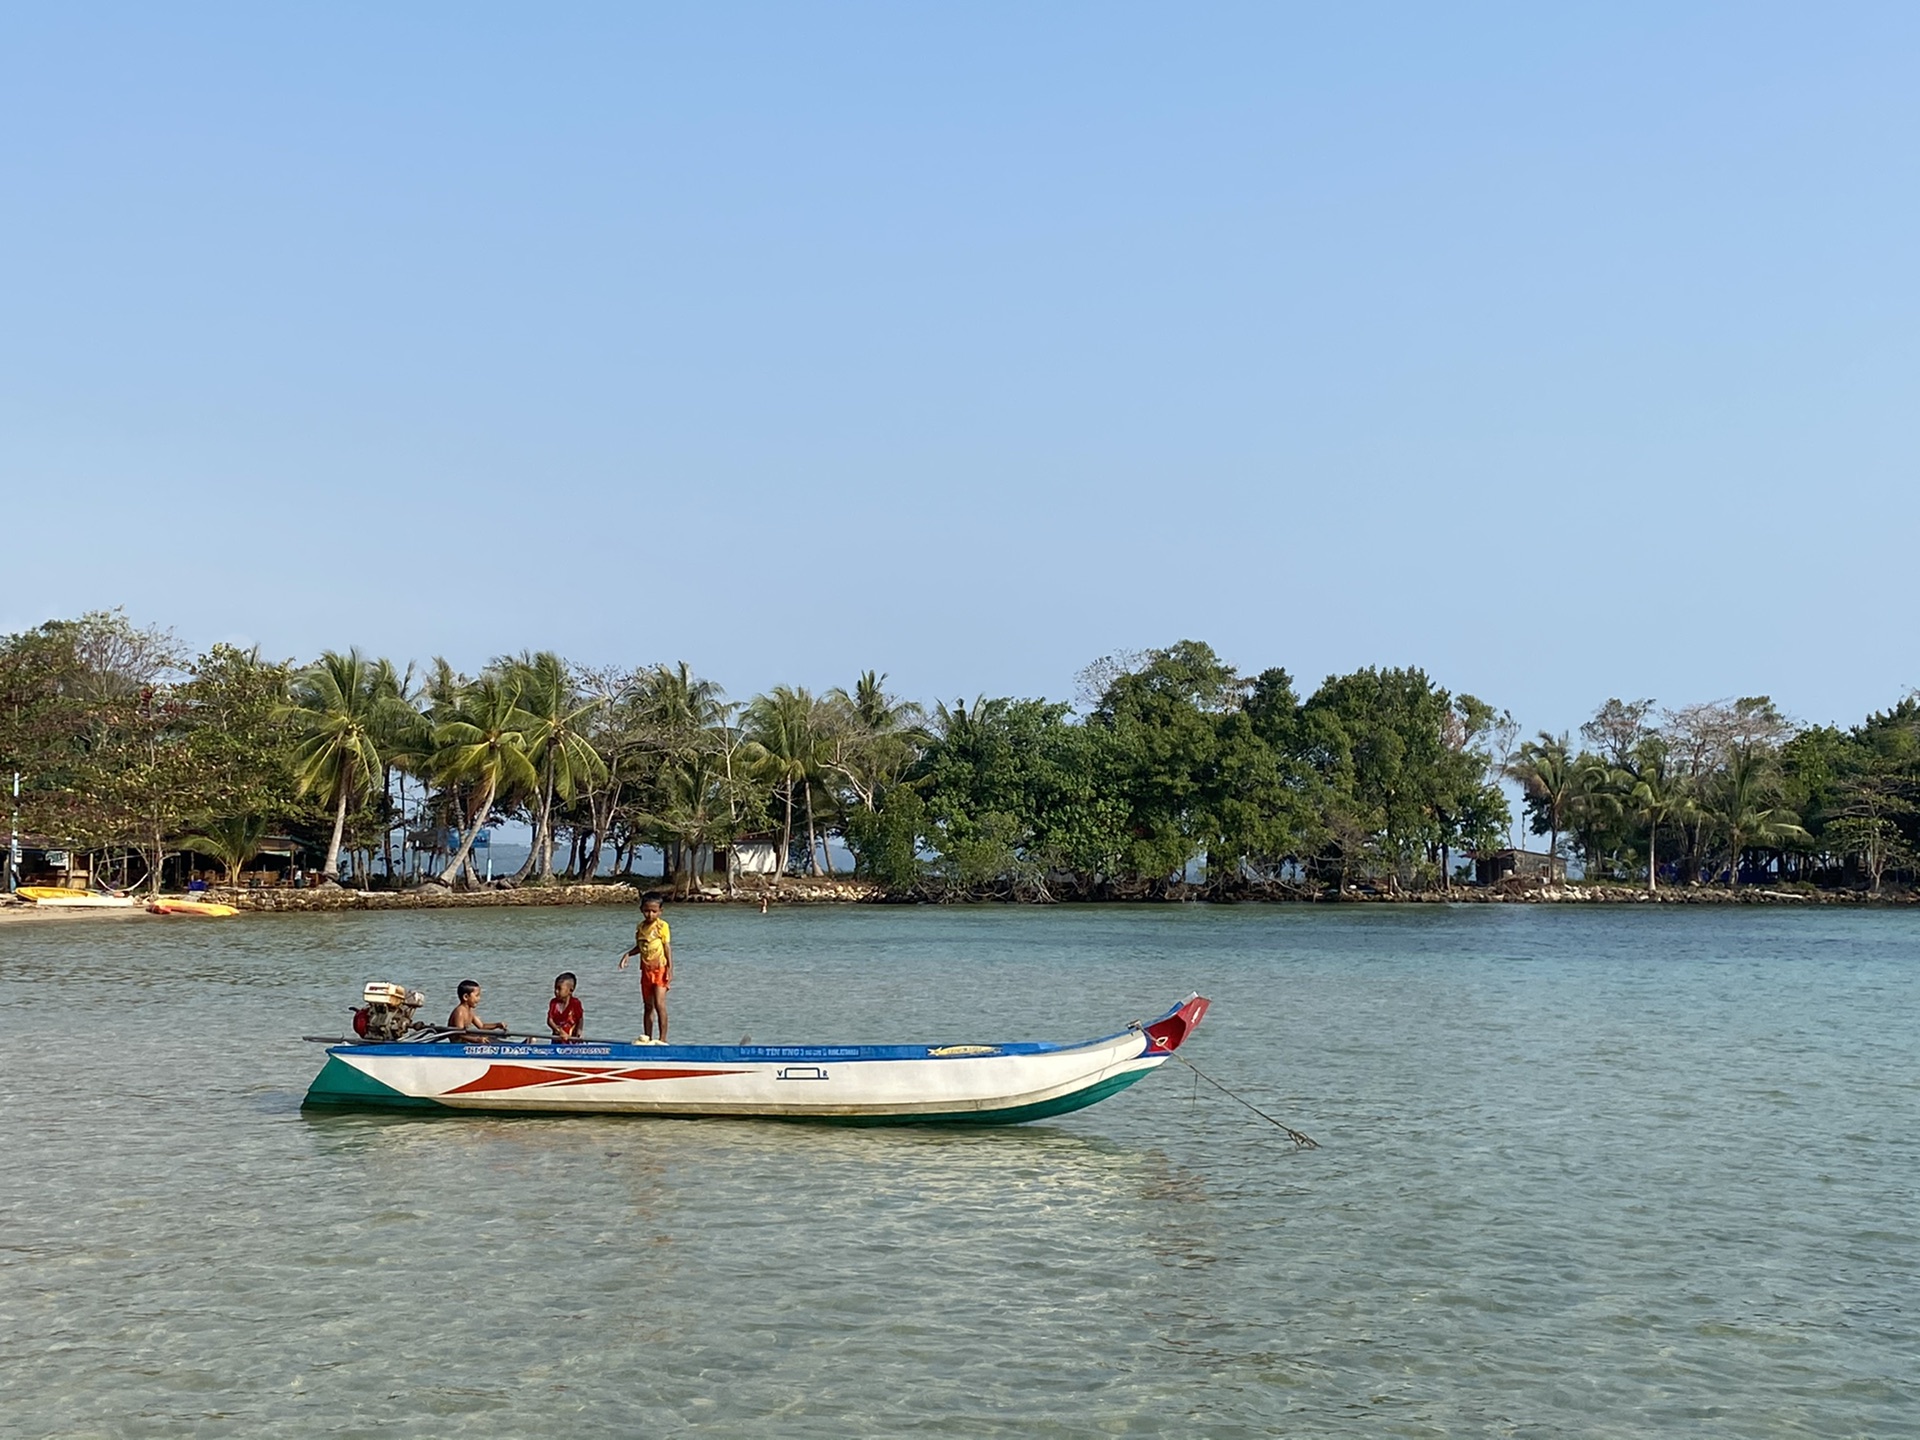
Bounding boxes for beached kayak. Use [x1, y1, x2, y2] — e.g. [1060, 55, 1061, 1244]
[16, 886, 139, 909]
[304, 994, 1210, 1123]
[147, 899, 240, 917]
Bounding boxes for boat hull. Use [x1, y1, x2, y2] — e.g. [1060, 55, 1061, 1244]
[304, 994, 1210, 1125]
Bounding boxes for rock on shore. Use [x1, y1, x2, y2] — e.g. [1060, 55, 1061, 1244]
[227, 877, 884, 912]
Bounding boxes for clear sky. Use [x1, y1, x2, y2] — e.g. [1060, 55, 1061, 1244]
[3, 3, 1915, 737]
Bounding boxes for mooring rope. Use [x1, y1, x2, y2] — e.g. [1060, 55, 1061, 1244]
[1171, 1053, 1319, 1148]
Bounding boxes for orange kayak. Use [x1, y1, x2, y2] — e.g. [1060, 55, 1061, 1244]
[147, 899, 240, 918]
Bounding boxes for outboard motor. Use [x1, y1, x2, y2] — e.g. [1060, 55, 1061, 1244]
[351, 982, 426, 1043]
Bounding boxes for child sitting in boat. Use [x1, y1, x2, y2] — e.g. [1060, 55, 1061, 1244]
[447, 980, 511, 1041]
[547, 972, 583, 1041]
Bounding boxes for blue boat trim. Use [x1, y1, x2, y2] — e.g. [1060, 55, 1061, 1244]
[314, 998, 1193, 1068]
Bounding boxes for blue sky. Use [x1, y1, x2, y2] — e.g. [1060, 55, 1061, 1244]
[3, 3, 1915, 737]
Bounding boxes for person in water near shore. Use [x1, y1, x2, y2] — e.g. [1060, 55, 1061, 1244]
[547, 972, 583, 1041]
[447, 980, 510, 1040]
[618, 893, 673, 1042]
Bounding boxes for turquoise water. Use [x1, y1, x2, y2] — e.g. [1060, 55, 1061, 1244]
[1, 903, 1915, 1437]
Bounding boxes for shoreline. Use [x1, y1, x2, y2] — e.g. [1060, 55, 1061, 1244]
[3, 878, 1914, 922]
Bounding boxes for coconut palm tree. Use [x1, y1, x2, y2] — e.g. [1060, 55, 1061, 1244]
[1624, 741, 1689, 893]
[1718, 741, 1810, 887]
[744, 686, 821, 875]
[821, 671, 927, 812]
[174, 813, 271, 893]
[646, 661, 730, 747]
[365, 658, 425, 884]
[431, 673, 539, 887]
[1570, 751, 1623, 881]
[1505, 732, 1577, 881]
[286, 651, 389, 883]
[653, 747, 734, 898]
[499, 652, 606, 883]
[633, 663, 731, 881]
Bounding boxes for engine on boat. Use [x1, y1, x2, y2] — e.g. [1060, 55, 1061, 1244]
[352, 981, 426, 1043]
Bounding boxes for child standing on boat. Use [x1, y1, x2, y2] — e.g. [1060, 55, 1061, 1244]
[618, 893, 673, 1042]
[547, 972, 583, 1041]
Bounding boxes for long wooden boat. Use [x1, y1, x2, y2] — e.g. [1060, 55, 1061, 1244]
[304, 994, 1210, 1124]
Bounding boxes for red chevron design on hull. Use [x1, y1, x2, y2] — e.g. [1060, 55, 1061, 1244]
[447, 1064, 747, 1095]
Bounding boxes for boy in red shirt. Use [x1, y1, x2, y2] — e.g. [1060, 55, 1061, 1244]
[547, 971, 584, 1042]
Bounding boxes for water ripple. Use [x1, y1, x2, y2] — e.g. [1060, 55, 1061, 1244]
[2, 904, 1916, 1436]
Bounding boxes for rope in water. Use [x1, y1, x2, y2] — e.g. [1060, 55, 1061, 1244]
[1171, 1053, 1319, 1148]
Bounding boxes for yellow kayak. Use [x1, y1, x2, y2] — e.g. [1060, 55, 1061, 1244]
[148, 899, 240, 918]
[17, 886, 139, 908]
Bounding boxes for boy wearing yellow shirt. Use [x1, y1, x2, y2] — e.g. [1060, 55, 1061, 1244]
[618, 892, 674, 1042]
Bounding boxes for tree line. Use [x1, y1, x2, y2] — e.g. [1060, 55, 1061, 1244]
[2, 611, 1914, 897]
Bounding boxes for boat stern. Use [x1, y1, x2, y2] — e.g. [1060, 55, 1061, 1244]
[303, 1050, 441, 1109]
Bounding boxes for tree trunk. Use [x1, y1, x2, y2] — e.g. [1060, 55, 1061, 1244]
[535, 776, 557, 880]
[1648, 822, 1658, 893]
[322, 781, 349, 882]
[512, 819, 539, 882]
[780, 782, 795, 876]
[381, 765, 396, 882]
[804, 786, 819, 876]
[439, 778, 497, 886]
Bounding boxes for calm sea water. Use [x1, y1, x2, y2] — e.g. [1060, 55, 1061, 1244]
[1, 903, 1915, 1438]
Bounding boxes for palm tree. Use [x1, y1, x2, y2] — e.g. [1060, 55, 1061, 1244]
[286, 651, 388, 883]
[1718, 742, 1810, 887]
[1624, 741, 1688, 893]
[1571, 751, 1622, 880]
[654, 748, 732, 898]
[647, 661, 730, 745]
[431, 673, 539, 887]
[1505, 732, 1577, 881]
[174, 813, 271, 893]
[499, 652, 606, 883]
[745, 686, 821, 876]
[821, 671, 927, 812]
[367, 658, 424, 884]
[635, 662, 730, 882]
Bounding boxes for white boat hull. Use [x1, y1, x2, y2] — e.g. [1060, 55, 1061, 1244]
[305, 995, 1211, 1125]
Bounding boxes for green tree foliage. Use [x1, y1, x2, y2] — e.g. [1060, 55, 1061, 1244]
[430, 673, 539, 885]
[1308, 668, 1506, 890]
[286, 651, 394, 882]
[12, 609, 1920, 899]
[173, 813, 272, 890]
[496, 651, 606, 883]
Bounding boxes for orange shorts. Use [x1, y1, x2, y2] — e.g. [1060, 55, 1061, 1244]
[641, 969, 669, 993]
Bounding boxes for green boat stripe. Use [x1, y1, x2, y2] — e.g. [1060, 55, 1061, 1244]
[303, 1054, 442, 1109]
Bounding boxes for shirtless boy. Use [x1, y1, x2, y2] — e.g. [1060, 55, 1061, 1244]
[447, 980, 511, 1040]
